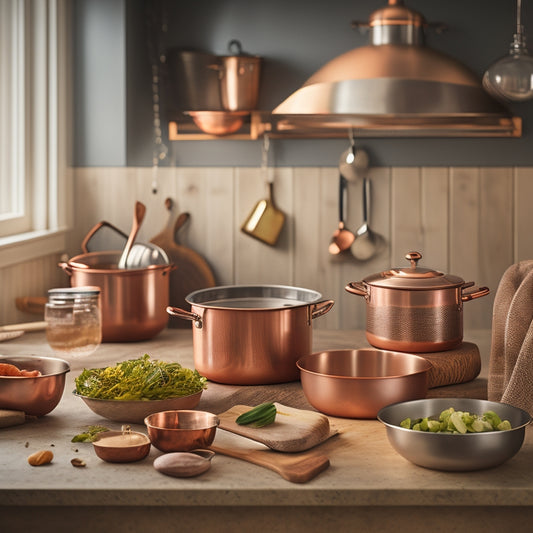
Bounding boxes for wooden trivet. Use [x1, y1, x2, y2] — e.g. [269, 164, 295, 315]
[422, 342, 481, 389]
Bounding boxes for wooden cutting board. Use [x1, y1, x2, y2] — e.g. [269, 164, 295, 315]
[0, 409, 25, 428]
[210, 429, 331, 483]
[150, 198, 215, 327]
[217, 403, 337, 452]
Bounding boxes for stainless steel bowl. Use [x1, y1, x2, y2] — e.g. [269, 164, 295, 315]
[297, 349, 431, 419]
[144, 410, 219, 453]
[378, 398, 532, 471]
[0, 355, 70, 416]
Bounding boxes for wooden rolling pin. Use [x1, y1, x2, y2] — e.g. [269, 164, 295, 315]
[0, 321, 46, 333]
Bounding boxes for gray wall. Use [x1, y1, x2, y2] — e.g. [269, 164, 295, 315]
[73, 0, 533, 167]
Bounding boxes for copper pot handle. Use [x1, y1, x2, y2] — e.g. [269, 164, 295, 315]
[81, 221, 127, 253]
[344, 281, 368, 297]
[461, 285, 490, 302]
[58, 262, 73, 276]
[310, 299, 335, 319]
[166, 306, 203, 328]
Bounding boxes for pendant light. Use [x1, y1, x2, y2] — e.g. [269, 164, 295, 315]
[483, 0, 533, 102]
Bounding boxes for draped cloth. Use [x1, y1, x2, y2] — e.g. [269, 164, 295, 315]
[488, 260, 533, 415]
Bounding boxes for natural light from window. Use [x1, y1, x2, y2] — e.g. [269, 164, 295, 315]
[0, 0, 69, 267]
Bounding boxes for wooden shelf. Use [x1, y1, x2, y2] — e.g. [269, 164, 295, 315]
[168, 112, 522, 141]
[168, 112, 267, 141]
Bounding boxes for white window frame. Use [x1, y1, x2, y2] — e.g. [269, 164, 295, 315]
[0, 0, 70, 268]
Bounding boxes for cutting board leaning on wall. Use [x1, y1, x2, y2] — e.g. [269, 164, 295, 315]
[150, 198, 216, 328]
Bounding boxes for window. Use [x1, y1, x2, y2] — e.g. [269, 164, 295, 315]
[0, 0, 69, 266]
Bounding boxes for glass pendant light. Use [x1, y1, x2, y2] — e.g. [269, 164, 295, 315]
[483, 0, 533, 101]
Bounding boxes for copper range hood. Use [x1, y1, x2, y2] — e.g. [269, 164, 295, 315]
[272, 0, 521, 138]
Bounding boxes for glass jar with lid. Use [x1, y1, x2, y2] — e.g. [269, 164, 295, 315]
[45, 286, 102, 357]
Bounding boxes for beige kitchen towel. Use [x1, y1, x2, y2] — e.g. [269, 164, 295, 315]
[488, 260, 533, 415]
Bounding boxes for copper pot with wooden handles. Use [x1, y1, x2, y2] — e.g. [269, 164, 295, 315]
[167, 284, 334, 385]
[345, 251, 489, 353]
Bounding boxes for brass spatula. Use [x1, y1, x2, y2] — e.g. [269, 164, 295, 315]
[241, 136, 285, 246]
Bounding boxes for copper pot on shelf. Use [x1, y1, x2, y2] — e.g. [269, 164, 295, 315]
[345, 251, 489, 353]
[167, 284, 334, 385]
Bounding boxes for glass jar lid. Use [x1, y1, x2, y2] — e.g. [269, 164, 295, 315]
[48, 286, 101, 300]
[362, 251, 465, 290]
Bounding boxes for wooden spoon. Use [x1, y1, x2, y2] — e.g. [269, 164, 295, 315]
[117, 201, 146, 269]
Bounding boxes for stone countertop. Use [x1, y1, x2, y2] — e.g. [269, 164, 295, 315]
[1, 328, 532, 533]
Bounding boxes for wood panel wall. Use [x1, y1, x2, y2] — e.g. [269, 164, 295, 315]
[2, 166, 532, 331]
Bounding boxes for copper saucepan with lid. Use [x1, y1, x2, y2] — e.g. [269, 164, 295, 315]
[167, 284, 334, 385]
[345, 251, 489, 353]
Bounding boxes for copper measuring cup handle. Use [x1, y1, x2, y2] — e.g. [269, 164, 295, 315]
[461, 285, 490, 302]
[310, 299, 335, 319]
[166, 306, 203, 328]
[344, 281, 368, 297]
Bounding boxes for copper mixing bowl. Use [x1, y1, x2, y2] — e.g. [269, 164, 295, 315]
[297, 348, 432, 419]
[0, 355, 70, 416]
[144, 410, 219, 452]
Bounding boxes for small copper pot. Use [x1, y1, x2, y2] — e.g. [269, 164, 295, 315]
[59, 251, 174, 342]
[167, 285, 334, 385]
[345, 251, 489, 353]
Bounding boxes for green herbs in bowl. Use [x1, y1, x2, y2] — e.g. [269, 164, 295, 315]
[74, 354, 207, 423]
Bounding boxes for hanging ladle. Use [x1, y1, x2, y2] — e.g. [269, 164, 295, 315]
[339, 131, 369, 182]
[329, 174, 355, 255]
[117, 201, 147, 269]
[350, 177, 379, 261]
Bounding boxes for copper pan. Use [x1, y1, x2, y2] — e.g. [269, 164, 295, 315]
[297, 349, 431, 419]
[167, 284, 334, 385]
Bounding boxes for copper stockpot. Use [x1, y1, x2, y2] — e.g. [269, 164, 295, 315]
[167, 285, 334, 385]
[59, 251, 174, 342]
[297, 349, 431, 419]
[345, 251, 490, 353]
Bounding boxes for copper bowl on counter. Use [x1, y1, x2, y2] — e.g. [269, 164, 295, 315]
[297, 349, 431, 419]
[144, 410, 219, 453]
[92, 429, 151, 463]
[0, 355, 70, 416]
